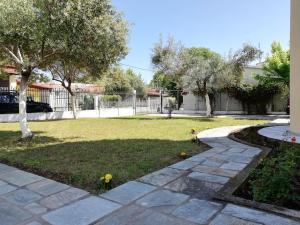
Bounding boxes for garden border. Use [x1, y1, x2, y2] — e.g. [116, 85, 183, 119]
[213, 126, 300, 220]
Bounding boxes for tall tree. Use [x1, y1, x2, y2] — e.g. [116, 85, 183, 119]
[48, 0, 128, 119]
[102, 67, 145, 96]
[152, 37, 262, 117]
[0, 0, 59, 138]
[256, 41, 290, 89]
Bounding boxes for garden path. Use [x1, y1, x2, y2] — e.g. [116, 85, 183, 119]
[0, 125, 299, 225]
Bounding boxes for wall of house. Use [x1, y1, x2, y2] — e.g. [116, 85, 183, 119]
[181, 66, 288, 114]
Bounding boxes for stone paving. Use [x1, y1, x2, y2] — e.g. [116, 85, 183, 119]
[258, 125, 300, 144]
[0, 126, 299, 225]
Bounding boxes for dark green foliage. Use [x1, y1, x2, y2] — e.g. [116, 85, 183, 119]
[101, 95, 121, 103]
[229, 84, 279, 114]
[250, 143, 300, 207]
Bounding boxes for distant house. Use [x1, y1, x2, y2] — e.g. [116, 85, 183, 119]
[0, 65, 18, 90]
[180, 64, 288, 114]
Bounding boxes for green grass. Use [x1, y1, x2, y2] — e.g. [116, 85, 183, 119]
[0, 116, 267, 193]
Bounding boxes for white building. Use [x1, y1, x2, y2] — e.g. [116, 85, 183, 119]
[180, 64, 288, 115]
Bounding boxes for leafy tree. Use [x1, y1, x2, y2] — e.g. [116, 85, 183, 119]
[0, 0, 59, 138]
[48, 0, 128, 119]
[182, 48, 223, 116]
[152, 38, 261, 117]
[126, 69, 146, 96]
[149, 71, 182, 108]
[103, 67, 145, 97]
[256, 42, 290, 89]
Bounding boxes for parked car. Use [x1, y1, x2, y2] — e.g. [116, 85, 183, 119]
[0, 91, 53, 114]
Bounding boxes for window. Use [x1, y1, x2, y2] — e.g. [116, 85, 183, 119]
[0, 95, 9, 103]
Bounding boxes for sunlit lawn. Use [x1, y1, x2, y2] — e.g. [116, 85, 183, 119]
[0, 116, 267, 193]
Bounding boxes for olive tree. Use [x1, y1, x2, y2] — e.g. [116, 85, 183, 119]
[0, 0, 128, 135]
[0, 0, 59, 138]
[152, 37, 261, 117]
[48, 0, 128, 119]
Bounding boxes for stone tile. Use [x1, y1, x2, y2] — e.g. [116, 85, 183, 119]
[193, 165, 238, 178]
[24, 202, 48, 214]
[188, 172, 229, 184]
[100, 181, 156, 204]
[43, 196, 121, 225]
[242, 148, 261, 157]
[165, 176, 223, 200]
[222, 204, 300, 225]
[0, 184, 17, 195]
[97, 205, 195, 225]
[209, 147, 229, 154]
[169, 160, 199, 170]
[0, 163, 16, 175]
[0, 170, 44, 186]
[222, 154, 253, 164]
[136, 189, 189, 213]
[172, 199, 223, 224]
[3, 189, 42, 205]
[209, 214, 262, 225]
[40, 187, 88, 209]
[26, 179, 69, 196]
[0, 201, 32, 225]
[201, 159, 226, 168]
[139, 167, 185, 186]
[186, 155, 207, 163]
[25, 221, 43, 225]
[224, 147, 247, 154]
[220, 162, 247, 171]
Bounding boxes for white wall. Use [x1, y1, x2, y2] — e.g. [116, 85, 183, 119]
[0, 107, 135, 123]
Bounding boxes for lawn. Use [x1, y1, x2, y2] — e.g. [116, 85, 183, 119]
[0, 116, 267, 193]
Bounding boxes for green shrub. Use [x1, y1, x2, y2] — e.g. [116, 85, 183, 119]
[250, 143, 300, 205]
[101, 95, 121, 102]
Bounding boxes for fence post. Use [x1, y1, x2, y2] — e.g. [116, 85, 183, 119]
[94, 95, 99, 110]
[160, 90, 163, 114]
[133, 89, 137, 115]
[148, 97, 151, 112]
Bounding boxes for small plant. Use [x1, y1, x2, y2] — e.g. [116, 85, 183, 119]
[191, 128, 196, 134]
[178, 151, 188, 159]
[191, 136, 200, 144]
[99, 173, 113, 190]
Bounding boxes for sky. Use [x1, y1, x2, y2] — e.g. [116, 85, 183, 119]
[112, 0, 290, 84]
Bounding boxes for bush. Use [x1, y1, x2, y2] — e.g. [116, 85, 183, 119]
[250, 143, 300, 206]
[101, 95, 121, 103]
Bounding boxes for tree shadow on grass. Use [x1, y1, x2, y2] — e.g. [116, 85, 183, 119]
[0, 130, 64, 151]
[0, 138, 208, 194]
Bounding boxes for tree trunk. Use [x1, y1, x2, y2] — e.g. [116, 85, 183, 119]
[205, 93, 212, 117]
[225, 93, 230, 112]
[19, 74, 33, 139]
[70, 93, 77, 119]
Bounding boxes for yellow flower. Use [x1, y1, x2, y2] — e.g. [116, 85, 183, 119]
[105, 174, 113, 181]
[180, 152, 187, 156]
[100, 176, 105, 181]
[105, 179, 110, 183]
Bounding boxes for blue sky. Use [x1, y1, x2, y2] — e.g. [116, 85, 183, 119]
[112, 0, 290, 83]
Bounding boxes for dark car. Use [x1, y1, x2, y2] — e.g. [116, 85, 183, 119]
[0, 91, 53, 114]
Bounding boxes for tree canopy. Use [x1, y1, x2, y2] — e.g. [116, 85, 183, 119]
[102, 67, 146, 96]
[0, 0, 129, 136]
[256, 41, 290, 88]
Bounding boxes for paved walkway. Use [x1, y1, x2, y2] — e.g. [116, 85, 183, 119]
[0, 126, 299, 225]
[259, 125, 300, 144]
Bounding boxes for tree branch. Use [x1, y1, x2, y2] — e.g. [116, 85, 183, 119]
[17, 46, 24, 64]
[3, 47, 23, 65]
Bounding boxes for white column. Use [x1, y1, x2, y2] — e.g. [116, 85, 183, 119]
[290, 0, 300, 134]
